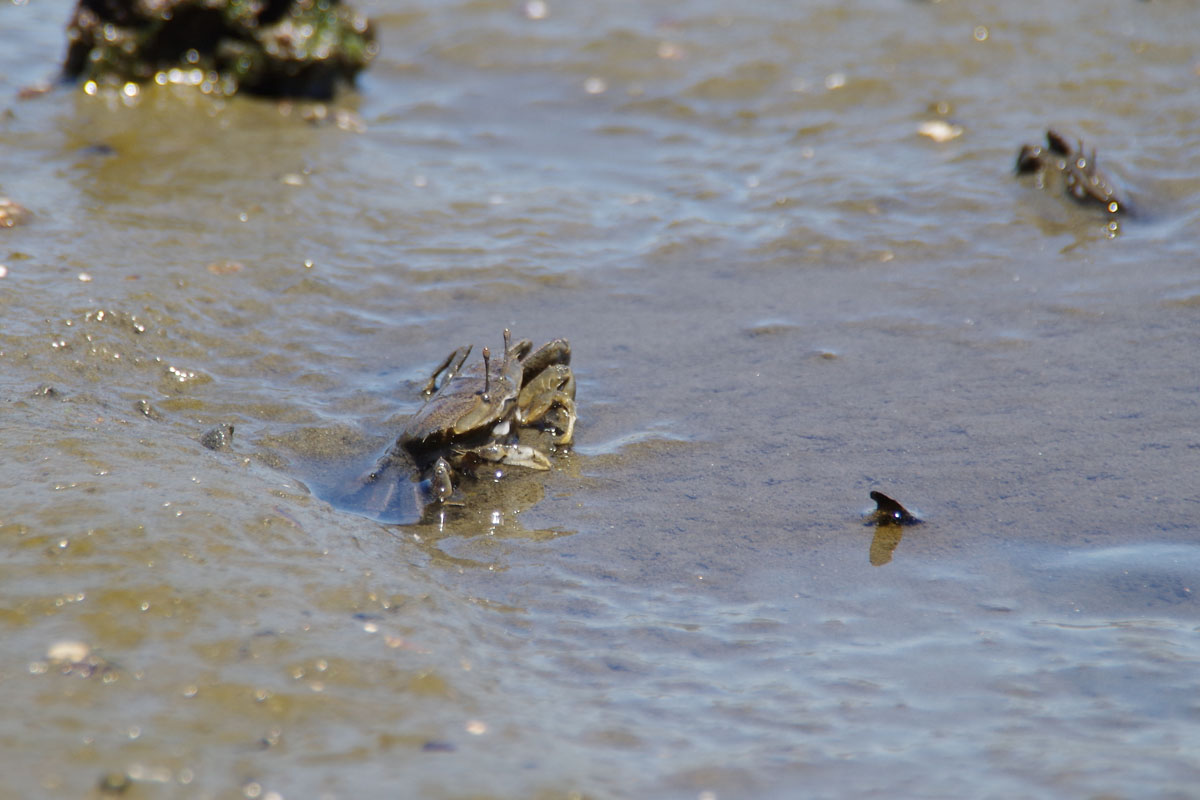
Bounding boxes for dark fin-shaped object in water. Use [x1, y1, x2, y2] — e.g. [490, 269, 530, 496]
[868, 490, 921, 526]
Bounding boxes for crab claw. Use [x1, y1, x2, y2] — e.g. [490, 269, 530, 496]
[470, 443, 551, 471]
[544, 399, 576, 446]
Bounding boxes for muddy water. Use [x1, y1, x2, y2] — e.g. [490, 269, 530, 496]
[2, 0, 1199, 797]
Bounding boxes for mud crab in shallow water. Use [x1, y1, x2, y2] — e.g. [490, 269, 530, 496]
[1015, 129, 1131, 215]
[369, 330, 576, 505]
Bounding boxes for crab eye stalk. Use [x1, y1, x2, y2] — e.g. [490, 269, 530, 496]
[481, 347, 491, 401]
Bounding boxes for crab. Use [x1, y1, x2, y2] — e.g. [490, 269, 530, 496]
[1016, 129, 1129, 215]
[373, 330, 575, 503]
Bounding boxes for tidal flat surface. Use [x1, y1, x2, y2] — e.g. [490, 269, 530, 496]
[2, 1, 1199, 798]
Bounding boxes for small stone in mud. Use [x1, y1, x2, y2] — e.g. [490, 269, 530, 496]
[17, 81, 54, 100]
[867, 490, 921, 526]
[98, 772, 132, 795]
[0, 197, 31, 228]
[917, 119, 963, 143]
[43, 639, 116, 679]
[200, 424, 235, 451]
[47, 639, 91, 663]
[78, 143, 117, 158]
[134, 399, 163, 420]
[206, 260, 245, 275]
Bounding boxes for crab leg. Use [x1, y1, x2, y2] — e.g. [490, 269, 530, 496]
[421, 345, 472, 396]
[468, 443, 551, 471]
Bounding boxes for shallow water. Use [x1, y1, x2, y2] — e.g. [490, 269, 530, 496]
[2, 0, 1199, 797]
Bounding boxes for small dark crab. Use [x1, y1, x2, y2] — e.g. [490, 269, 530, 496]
[370, 330, 576, 505]
[1016, 129, 1130, 215]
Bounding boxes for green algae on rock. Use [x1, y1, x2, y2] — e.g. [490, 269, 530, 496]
[62, 0, 377, 99]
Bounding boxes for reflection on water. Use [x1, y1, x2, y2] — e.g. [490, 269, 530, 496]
[868, 524, 905, 567]
[402, 475, 576, 570]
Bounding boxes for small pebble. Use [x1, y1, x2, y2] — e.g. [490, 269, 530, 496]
[0, 197, 31, 228]
[199, 425, 234, 451]
[135, 399, 163, 420]
[206, 260, 245, 275]
[98, 772, 131, 795]
[47, 640, 91, 663]
[918, 120, 963, 142]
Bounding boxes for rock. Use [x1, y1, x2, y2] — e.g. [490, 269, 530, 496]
[62, 0, 377, 99]
[200, 424, 235, 451]
[866, 490, 921, 526]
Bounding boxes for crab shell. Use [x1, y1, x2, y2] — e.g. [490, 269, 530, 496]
[399, 342, 527, 461]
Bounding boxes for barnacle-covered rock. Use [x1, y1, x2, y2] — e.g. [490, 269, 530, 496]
[62, 0, 377, 99]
